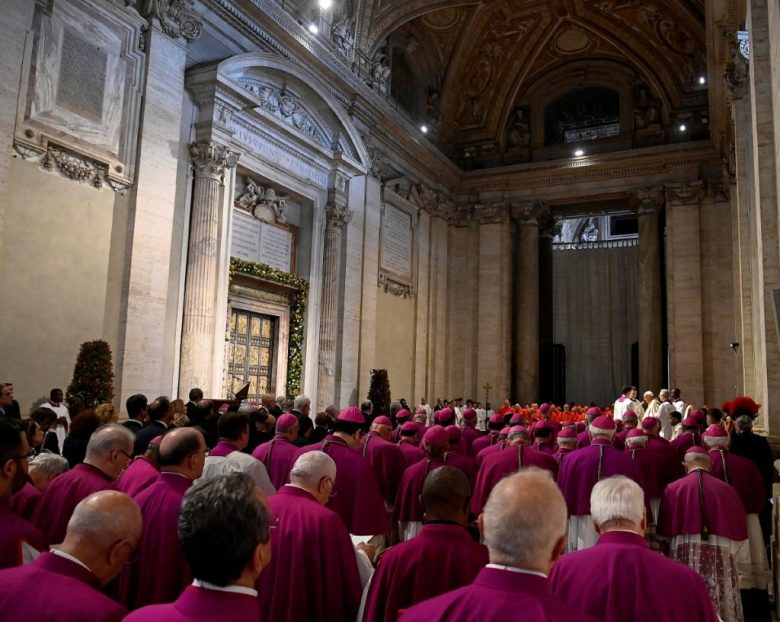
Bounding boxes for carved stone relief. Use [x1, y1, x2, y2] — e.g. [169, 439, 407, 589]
[138, 0, 202, 40]
[238, 78, 348, 155]
[15, 0, 146, 191]
[235, 178, 289, 224]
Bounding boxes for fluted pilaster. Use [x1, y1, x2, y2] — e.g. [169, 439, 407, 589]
[179, 140, 239, 394]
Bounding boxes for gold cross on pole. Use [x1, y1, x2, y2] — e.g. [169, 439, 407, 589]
[483, 382, 492, 405]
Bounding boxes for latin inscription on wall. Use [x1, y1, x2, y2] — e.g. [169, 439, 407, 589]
[57, 29, 107, 123]
[381, 203, 413, 279]
[231, 210, 293, 273]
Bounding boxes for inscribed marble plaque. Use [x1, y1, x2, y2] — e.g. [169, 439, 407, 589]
[381, 204, 413, 278]
[231, 210, 261, 262]
[259, 223, 292, 273]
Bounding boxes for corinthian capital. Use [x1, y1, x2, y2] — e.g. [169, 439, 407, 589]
[510, 200, 545, 224]
[325, 203, 353, 231]
[189, 141, 240, 180]
[665, 181, 705, 207]
[632, 186, 665, 215]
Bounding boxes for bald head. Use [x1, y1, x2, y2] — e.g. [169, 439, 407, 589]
[684, 452, 711, 472]
[86, 424, 134, 459]
[159, 427, 206, 479]
[481, 468, 567, 572]
[61, 490, 142, 585]
[371, 420, 392, 441]
[421, 466, 471, 523]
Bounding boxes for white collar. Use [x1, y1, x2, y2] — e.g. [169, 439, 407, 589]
[192, 579, 257, 597]
[486, 563, 548, 579]
[51, 549, 93, 574]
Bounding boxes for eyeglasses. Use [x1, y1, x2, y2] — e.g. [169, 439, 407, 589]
[116, 449, 133, 461]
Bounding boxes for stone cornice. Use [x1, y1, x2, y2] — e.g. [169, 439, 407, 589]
[199, 0, 460, 188]
[460, 142, 718, 194]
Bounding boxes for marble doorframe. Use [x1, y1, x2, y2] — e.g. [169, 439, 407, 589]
[225, 275, 293, 399]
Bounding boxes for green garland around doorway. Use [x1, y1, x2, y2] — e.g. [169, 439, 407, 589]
[229, 257, 309, 397]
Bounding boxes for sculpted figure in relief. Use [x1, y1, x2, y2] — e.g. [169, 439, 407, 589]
[507, 107, 531, 148]
[633, 86, 660, 130]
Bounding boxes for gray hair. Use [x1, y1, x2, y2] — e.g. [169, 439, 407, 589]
[29, 452, 69, 477]
[643, 391, 654, 399]
[483, 468, 566, 567]
[507, 428, 529, 442]
[625, 434, 647, 447]
[658, 389, 670, 399]
[85, 423, 134, 458]
[590, 476, 644, 527]
[589, 424, 615, 440]
[704, 435, 730, 450]
[293, 395, 311, 412]
[556, 436, 577, 447]
[360, 400, 373, 412]
[735, 415, 753, 432]
[180, 473, 270, 585]
[290, 451, 336, 489]
[684, 451, 711, 470]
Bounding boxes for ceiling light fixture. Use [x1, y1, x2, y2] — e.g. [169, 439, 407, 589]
[308, 23, 319, 34]
[679, 124, 687, 132]
[574, 149, 584, 157]
[698, 76, 706, 85]
[420, 125, 429, 134]
[318, 0, 332, 8]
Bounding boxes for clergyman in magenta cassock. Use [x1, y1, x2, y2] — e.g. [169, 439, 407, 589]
[251, 412, 300, 489]
[294, 407, 389, 535]
[362, 466, 488, 622]
[657, 446, 748, 622]
[33, 462, 114, 545]
[257, 461, 362, 622]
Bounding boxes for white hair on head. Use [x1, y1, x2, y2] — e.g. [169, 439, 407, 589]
[29, 452, 69, 477]
[658, 389, 670, 399]
[507, 429, 529, 442]
[704, 436, 729, 450]
[643, 391, 654, 399]
[625, 434, 648, 447]
[590, 476, 644, 527]
[290, 451, 336, 488]
[483, 468, 566, 567]
[557, 437, 576, 446]
[86, 423, 134, 458]
[684, 452, 711, 469]
[589, 424, 615, 440]
[293, 395, 310, 411]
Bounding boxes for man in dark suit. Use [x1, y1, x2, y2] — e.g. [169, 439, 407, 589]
[123, 394, 148, 433]
[185, 388, 203, 422]
[731, 414, 774, 546]
[0, 384, 20, 419]
[133, 397, 172, 455]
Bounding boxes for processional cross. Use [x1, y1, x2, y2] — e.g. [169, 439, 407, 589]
[483, 382, 492, 408]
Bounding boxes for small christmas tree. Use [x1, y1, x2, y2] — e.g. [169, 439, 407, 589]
[66, 340, 115, 415]
[368, 368, 391, 417]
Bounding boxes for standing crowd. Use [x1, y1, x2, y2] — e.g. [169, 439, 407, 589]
[0, 380, 774, 621]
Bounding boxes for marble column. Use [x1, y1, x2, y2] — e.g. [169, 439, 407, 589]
[179, 140, 239, 394]
[476, 203, 512, 405]
[747, 0, 780, 433]
[726, 43, 755, 398]
[665, 182, 706, 405]
[634, 186, 665, 393]
[317, 203, 352, 410]
[538, 211, 558, 402]
[512, 201, 543, 403]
